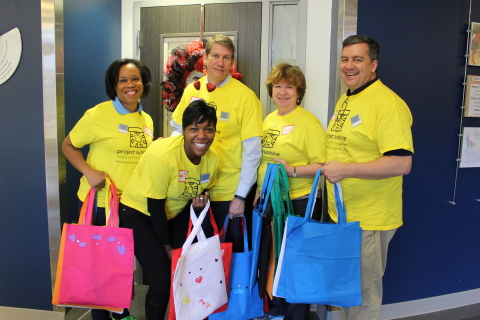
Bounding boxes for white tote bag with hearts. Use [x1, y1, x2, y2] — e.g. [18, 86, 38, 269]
[173, 201, 228, 320]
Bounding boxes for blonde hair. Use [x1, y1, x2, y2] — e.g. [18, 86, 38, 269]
[205, 34, 235, 60]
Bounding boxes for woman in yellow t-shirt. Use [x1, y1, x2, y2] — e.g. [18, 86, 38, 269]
[62, 59, 154, 320]
[257, 63, 326, 320]
[119, 99, 219, 320]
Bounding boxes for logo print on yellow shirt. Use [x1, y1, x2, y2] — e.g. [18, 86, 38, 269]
[330, 99, 350, 132]
[262, 129, 280, 148]
[129, 127, 148, 148]
[179, 177, 200, 199]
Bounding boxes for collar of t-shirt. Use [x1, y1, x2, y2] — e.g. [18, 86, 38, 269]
[345, 78, 413, 157]
[112, 97, 143, 114]
[206, 74, 231, 88]
[346, 77, 379, 96]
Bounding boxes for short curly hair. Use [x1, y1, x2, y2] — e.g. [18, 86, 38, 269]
[265, 63, 306, 105]
[105, 59, 152, 100]
[182, 99, 217, 130]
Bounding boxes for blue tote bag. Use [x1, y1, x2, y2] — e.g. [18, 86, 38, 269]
[274, 169, 362, 307]
[250, 163, 278, 291]
[210, 216, 265, 320]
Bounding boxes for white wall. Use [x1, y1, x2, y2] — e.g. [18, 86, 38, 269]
[121, 0, 334, 128]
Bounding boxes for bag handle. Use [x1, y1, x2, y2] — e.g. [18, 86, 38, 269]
[190, 208, 207, 242]
[334, 183, 347, 224]
[181, 200, 210, 256]
[301, 171, 346, 224]
[304, 168, 322, 221]
[221, 215, 249, 252]
[105, 179, 119, 227]
[257, 163, 278, 215]
[273, 164, 294, 217]
[187, 204, 219, 238]
[188, 204, 219, 242]
[78, 178, 119, 227]
[78, 188, 96, 225]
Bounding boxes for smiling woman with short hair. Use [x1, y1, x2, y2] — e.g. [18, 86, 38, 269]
[62, 58, 154, 320]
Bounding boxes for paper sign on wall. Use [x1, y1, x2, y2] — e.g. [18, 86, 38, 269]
[460, 127, 480, 168]
[465, 75, 480, 117]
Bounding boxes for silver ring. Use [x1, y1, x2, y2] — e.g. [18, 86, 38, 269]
[200, 197, 204, 200]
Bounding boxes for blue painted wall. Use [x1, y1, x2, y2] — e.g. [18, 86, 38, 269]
[357, 0, 480, 304]
[0, 0, 52, 310]
[64, 0, 121, 222]
[0, 0, 121, 311]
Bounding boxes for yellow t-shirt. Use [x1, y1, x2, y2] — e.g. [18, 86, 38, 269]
[326, 80, 414, 230]
[120, 135, 219, 219]
[257, 107, 326, 199]
[69, 100, 154, 206]
[172, 77, 262, 201]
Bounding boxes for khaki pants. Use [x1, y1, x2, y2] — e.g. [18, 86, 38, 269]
[342, 229, 397, 320]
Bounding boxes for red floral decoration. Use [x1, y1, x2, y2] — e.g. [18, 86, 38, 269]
[161, 40, 205, 112]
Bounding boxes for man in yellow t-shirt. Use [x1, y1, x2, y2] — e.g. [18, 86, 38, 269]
[171, 34, 262, 250]
[323, 35, 413, 320]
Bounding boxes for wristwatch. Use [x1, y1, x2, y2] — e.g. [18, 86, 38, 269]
[292, 167, 297, 177]
[234, 194, 246, 201]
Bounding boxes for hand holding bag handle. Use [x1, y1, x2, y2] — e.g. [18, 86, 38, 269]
[181, 200, 210, 254]
[78, 178, 119, 227]
[188, 202, 220, 241]
[221, 215, 248, 253]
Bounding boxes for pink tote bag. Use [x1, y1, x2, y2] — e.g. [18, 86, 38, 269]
[52, 179, 134, 310]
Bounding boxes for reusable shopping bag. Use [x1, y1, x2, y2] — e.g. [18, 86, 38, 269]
[52, 179, 134, 311]
[250, 163, 277, 297]
[270, 163, 294, 268]
[209, 216, 265, 320]
[255, 163, 295, 298]
[168, 204, 232, 320]
[170, 201, 228, 320]
[273, 169, 362, 307]
[267, 163, 295, 296]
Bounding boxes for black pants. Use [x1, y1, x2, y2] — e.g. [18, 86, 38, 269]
[119, 202, 214, 320]
[76, 202, 131, 320]
[209, 187, 257, 252]
[266, 195, 323, 320]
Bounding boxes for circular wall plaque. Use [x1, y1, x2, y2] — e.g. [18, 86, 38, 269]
[0, 28, 22, 85]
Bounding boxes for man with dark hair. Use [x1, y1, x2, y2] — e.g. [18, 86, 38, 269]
[171, 34, 262, 251]
[323, 35, 414, 320]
